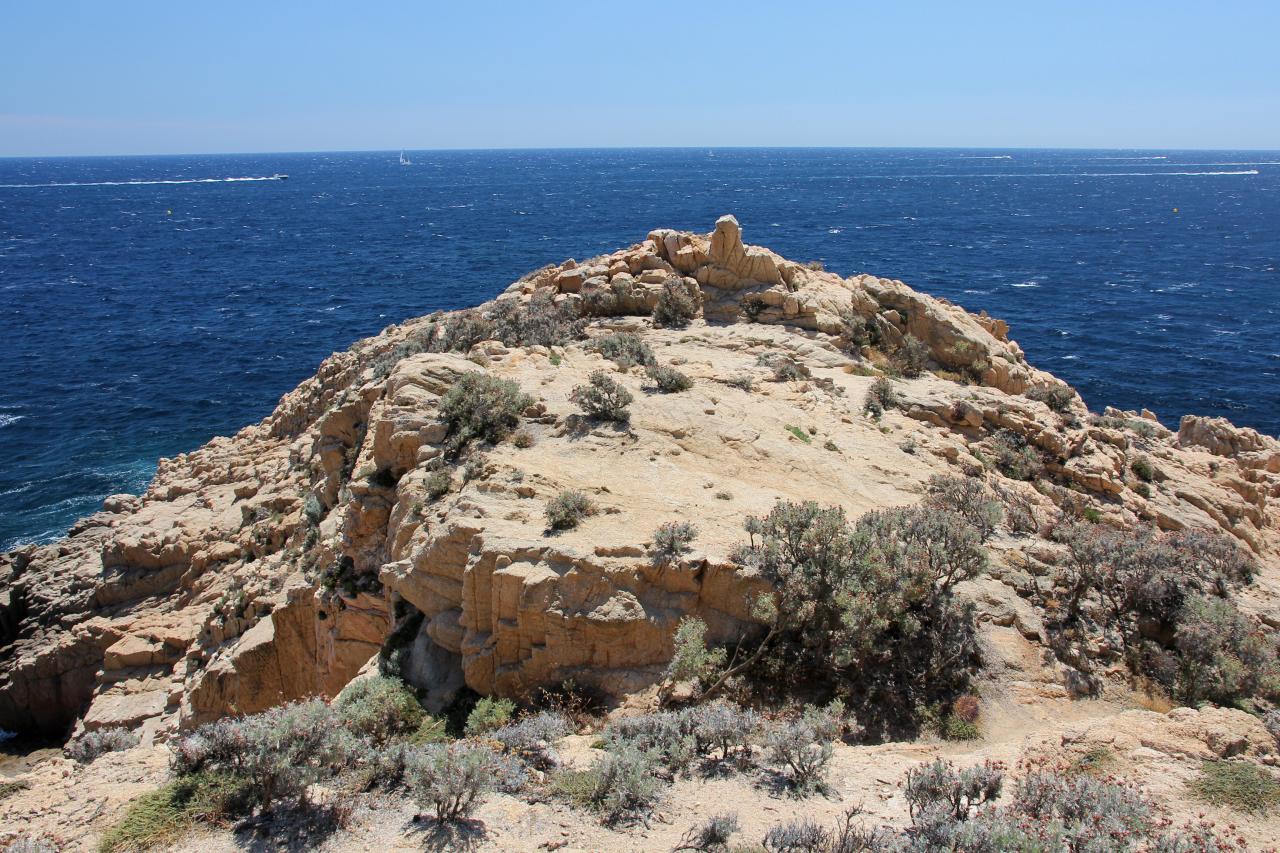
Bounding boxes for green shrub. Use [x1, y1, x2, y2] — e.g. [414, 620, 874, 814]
[404, 742, 523, 823]
[592, 332, 656, 369]
[839, 309, 875, 353]
[1131, 455, 1157, 482]
[432, 310, 496, 353]
[582, 742, 665, 826]
[725, 374, 755, 392]
[1174, 595, 1280, 705]
[735, 502, 986, 733]
[862, 377, 897, 418]
[688, 702, 761, 766]
[97, 772, 248, 853]
[646, 364, 692, 393]
[512, 429, 534, 448]
[892, 334, 930, 378]
[489, 711, 570, 769]
[1189, 760, 1280, 814]
[924, 475, 1002, 542]
[437, 372, 532, 454]
[65, 727, 139, 763]
[571, 371, 633, 422]
[764, 705, 842, 796]
[169, 699, 352, 810]
[652, 281, 699, 328]
[336, 675, 425, 744]
[769, 356, 811, 382]
[905, 759, 1003, 822]
[488, 290, 586, 348]
[0, 780, 29, 802]
[676, 812, 740, 852]
[464, 697, 516, 736]
[989, 429, 1043, 481]
[784, 424, 812, 444]
[651, 521, 698, 564]
[666, 616, 727, 686]
[1026, 384, 1078, 413]
[545, 489, 596, 530]
[604, 711, 697, 777]
[425, 470, 452, 500]
[1051, 523, 1271, 704]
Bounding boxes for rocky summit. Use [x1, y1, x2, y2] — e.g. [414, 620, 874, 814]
[3, 216, 1279, 850]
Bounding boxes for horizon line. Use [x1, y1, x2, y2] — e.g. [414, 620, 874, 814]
[4, 144, 1280, 160]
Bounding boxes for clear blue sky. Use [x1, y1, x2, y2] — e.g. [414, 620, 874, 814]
[3, 1, 1277, 156]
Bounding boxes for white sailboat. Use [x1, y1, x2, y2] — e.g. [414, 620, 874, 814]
[399, 151, 412, 166]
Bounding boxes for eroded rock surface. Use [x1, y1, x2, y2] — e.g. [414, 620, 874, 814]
[2, 216, 1277, 748]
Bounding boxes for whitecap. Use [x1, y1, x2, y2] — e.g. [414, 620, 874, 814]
[828, 228, 842, 234]
[0, 175, 288, 189]
[0, 413, 24, 428]
[1009, 281, 1040, 288]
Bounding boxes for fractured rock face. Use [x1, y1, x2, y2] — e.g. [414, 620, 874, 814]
[1, 216, 1277, 744]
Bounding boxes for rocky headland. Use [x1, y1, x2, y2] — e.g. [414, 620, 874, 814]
[2, 216, 1278, 850]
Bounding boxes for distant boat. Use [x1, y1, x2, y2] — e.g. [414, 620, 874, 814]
[399, 151, 412, 166]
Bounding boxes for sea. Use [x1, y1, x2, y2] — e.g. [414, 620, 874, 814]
[1, 149, 1278, 551]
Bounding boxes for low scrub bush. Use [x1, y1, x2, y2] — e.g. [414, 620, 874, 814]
[763, 703, 843, 795]
[862, 376, 898, 418]
[1188, 759, 1280, 814]
[97, 772, 248, 853]
[405, 742, 524, 823]
[770, 356, 811, 382]
[652, 280, 699, 328]
[65, 726, 139, 763]
[924, 475, 1002, 542]
[571, 371, 633, 422]
[489, 711, 570, 769]
[731, 501, 986, 734]
[646, 364, 693, 393]
[438, 372, 532, 454]
[892, 334, 930, 378]
[170, 699, 352, 810]
[689, 702, 760, 766]
[545, 489, 596, 530]
[675, 812, 740, 852]
[1050, 523, 1273, 705]
[1026, 384, 1077, 413]
[665, 616, 727, 688]
[905, 759, 1003, 822]
[464, 696, 515, 736]
[335, 675, 425, 744]
[425, 470, 452, 500]
[592, 332, 656, 369]
[489, 290, 586, 348]
[989, 428, 1043, 481]
[605, 710, 697, 777]
[651, 521, 698, 564]
[556, 742, 665, 826]
[1131, 455, 1157, 482]
[838, 309, 875, 353]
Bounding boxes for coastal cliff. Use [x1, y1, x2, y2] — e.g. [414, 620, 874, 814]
[3, 216, 1279, 849]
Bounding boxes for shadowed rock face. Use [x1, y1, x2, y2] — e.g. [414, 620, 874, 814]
[2, 216, 1277, 740]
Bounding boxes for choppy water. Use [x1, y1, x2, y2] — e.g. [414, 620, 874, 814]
[1, 148, 1277, 550]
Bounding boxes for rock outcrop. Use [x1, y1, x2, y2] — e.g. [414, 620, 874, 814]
[2, 216, 1277, 746]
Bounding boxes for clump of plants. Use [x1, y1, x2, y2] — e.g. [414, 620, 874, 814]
[545, 489, 597, 530]
[64, 727, 139, 763]
[591, 332, 655, 369]
[764, 702, 845, 795]
[892, 334, 930, 378]
[988, 428, 1043, 481]
[335, 675, 426, 743]
[651, 521, 698, 564]
[924, 474, 1003, 542]
[571, 371, 633, 422]
[425, 470, 452, 500]
[437, 372, 532, 455]
[1026, 383, 1078, 414]
[464, 697, 515, 736]
[1047, 523, 1273, 705]
[488, 289, 587, 348]
[652, 280, 699, 328]
[713, 501, 987, 735]
[646, 364, 693, 393]
[1189, 760, 1280, 814]
[862, 376, 898, 418]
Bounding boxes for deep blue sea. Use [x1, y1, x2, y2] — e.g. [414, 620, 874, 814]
[2, 149, 1278, 550]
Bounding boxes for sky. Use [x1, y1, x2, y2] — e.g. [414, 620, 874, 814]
[2, 1, 1278, 156]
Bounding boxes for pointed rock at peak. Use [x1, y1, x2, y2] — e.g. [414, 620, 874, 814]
[709, 214, 744, 266]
